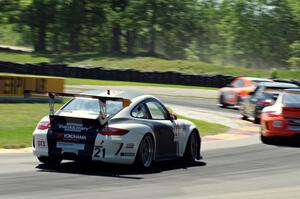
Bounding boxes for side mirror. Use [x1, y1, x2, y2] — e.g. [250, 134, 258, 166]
[169, 113, 177, 120]
[272, 95, 278, 101]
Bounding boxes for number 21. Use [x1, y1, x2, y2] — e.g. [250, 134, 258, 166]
[94, 146, 106, 158]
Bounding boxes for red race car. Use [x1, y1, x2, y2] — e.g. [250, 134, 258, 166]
[260, 89, 300, 144]
[219, 77, 273, 107]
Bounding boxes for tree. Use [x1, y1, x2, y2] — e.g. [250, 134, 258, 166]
[21, 0, 56, 52]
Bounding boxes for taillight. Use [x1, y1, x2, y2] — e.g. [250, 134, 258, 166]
[265, 111, 281, 117]
[99, 127, 129, 136]
[37, 121, 50, 130]
[258, 99, 274, 105]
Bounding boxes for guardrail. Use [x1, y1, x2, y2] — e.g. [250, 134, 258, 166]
[0, 73, 64, 97]
[0, 61, 299, 88]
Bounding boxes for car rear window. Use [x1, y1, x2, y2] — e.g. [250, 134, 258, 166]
[59, 98, 123, 117]
[283, 94, 300, 107]
[251, 80, 270, 86]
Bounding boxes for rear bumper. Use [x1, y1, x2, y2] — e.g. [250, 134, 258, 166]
[32, 130, 139, 165]
[262, 129, 300, 137]
[261, 118, 300, 137]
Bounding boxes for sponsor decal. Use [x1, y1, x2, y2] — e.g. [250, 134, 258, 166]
[58, 123, 90, 132]
[120, 152, 135, 156]
[64, 133, 87, 141]
[37, 140, 46, 147]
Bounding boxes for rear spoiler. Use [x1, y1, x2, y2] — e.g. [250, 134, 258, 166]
[25, 90, 132, 125]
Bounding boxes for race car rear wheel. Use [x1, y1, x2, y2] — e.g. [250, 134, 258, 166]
[184, 131, 200, 163]
[219, 94, 227, 108]
[241, 114, 248, 120]
[260, 135, 274, 145]
[254, 116, 260, 124]
[37, 156, 62, 166]
[254, 110, 260, 124]
[136, 134, 154, 169]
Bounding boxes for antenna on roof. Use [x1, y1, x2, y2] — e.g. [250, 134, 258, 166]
[107, 89, 110, 95]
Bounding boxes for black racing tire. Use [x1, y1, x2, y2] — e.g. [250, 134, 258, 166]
[254, 118, 260, 124]
[219, 94, 227, 108]
[254, 110, 261, 124]
[37, 156, 62, 166]
[260, 134, 273, 145]
[135, 134, 154, 169]
[254, 116, 260, 124]
[240, 105, 248, 120]
[184, 131, 201, 163]
[241, 114, 248, 120]
[236, 96, 242, 106]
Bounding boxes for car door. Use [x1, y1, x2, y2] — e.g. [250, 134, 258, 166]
[243, 86, 259, 116]
[248, 87, 264, 117]
[143, 99, 179, 160]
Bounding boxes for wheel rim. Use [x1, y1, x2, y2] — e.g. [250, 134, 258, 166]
[190, 133, 198, 161]
[141, 136, 154, 167]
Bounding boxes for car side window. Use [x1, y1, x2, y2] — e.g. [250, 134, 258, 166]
[232, 79, 245, 88]
[253, 86, 264, 98]
[145, 101, 168, 120]
[131, 104, 149, 119]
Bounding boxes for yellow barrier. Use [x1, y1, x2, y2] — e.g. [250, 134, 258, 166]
[0, 73, 64, 97]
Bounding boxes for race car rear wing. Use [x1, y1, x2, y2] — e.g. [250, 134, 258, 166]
[25, 90, 131, 125]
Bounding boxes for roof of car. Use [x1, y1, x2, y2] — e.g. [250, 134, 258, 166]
[82, 89, 144, 100]
[240, 77, 272, 82]
[258, 82, 299, 88]
[284, 88, 300, 93]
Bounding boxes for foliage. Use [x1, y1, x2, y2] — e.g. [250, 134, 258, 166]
[288, 41, 300, 69]
[0, 0, 300, 69]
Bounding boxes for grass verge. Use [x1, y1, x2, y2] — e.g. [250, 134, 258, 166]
[177, 114, 229, 136]
[0, 103, 228, 149]
[0, 51, 299, 80]
[65, 77, 217, 90]
[0, 103, 49, 148]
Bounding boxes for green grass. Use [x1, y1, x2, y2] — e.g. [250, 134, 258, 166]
[177, 114, 229, 136]
[0, 103, 227, 148]
[0, 51, 299, 80]
[65, 77, 218, 90]
[0, 52, 50, 63]
[0, 103, 49, 148]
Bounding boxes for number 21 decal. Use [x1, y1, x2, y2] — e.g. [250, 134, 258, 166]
[94, 146, 106, 158]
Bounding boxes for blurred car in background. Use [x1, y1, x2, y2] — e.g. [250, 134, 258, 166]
[260, 89, 300, 144]
[240, 82, 299, 123]
[219, 77, 273, 108]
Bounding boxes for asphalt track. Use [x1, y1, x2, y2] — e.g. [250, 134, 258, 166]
[1, 93, 300, 199]
[1, 138, 300, 199]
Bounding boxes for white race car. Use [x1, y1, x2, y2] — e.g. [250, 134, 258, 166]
[32, 90, 202, 168]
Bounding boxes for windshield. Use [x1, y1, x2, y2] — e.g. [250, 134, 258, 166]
[283, 93, 300, 107]
[59, 98, 123, 117]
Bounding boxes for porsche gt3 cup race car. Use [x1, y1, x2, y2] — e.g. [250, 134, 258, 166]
[260, 89, 300, 144]
[32, 90, 202, 168]
[219, 77, 272, 108]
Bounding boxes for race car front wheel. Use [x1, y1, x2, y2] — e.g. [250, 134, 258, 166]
[136, 134, 154, 169]
[38, 156, 62, 166]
